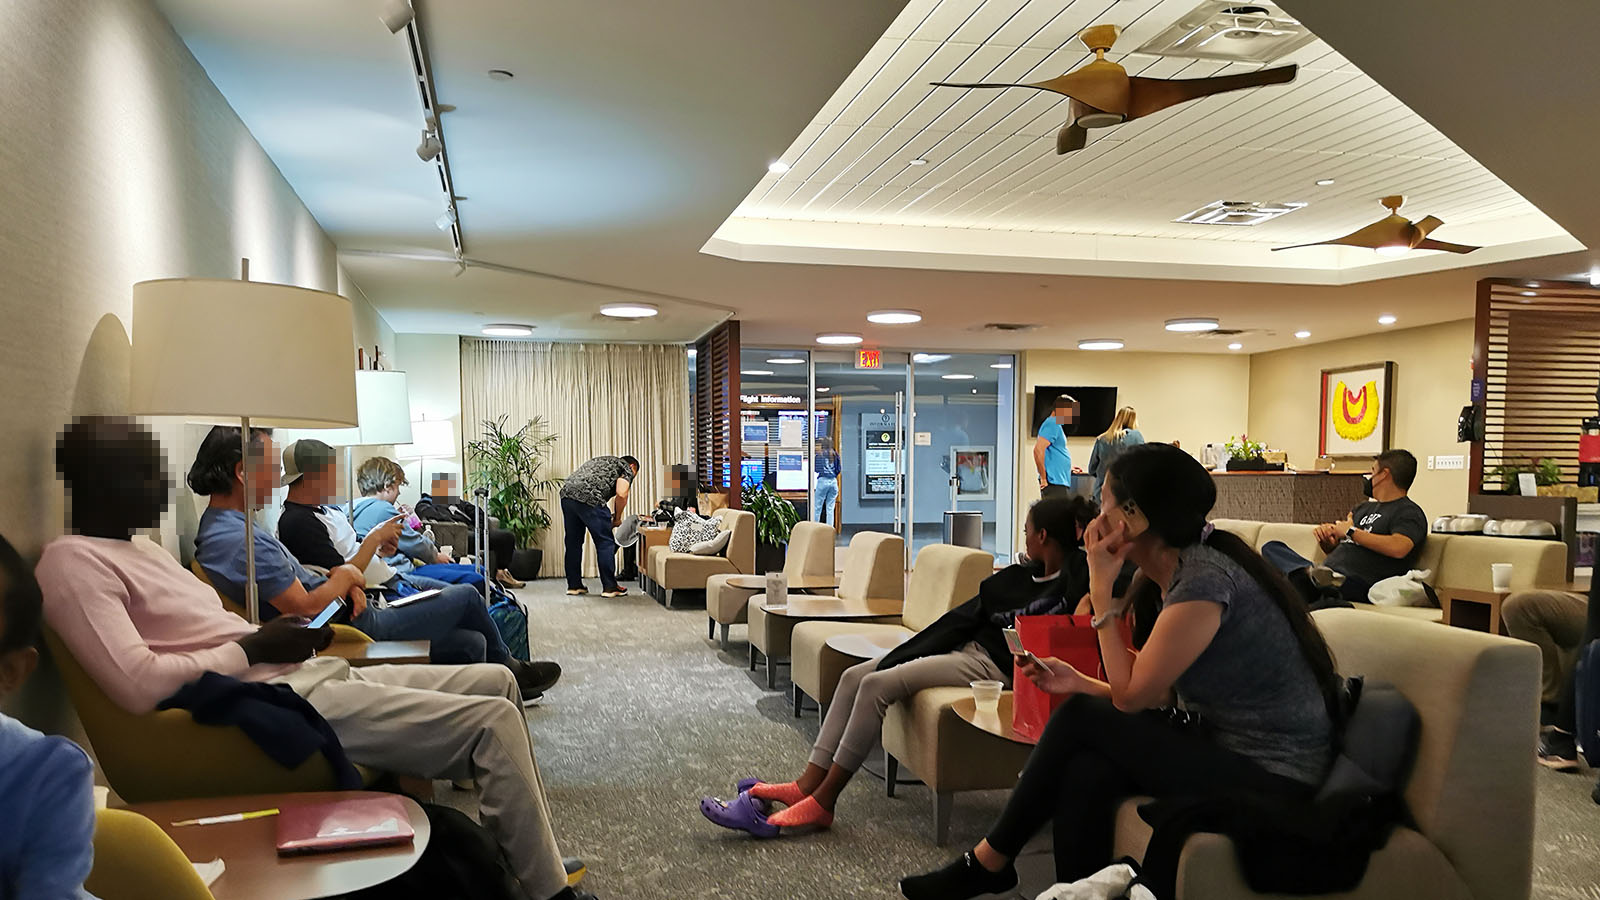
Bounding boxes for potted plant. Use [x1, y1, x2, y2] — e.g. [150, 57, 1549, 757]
[742, 476, 801, 574]
[466, 415, 561, 580]
[1223, 435, 1282, 472]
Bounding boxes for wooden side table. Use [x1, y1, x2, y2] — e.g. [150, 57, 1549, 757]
[952, 693, 1035, 746]
[725, 573, 841, 592]
[325, 640, 432, 666]
[123, 791, 430, 900]
[1439, 588, 1509, 634]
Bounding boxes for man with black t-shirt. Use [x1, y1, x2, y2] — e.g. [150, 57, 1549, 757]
[1262, 449, 1428, 606]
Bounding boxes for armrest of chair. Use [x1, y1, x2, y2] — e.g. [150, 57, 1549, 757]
[330, 623, 372, 645]
[88, 809, 217, 900]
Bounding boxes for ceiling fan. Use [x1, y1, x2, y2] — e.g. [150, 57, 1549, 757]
[1272, 196, 1480, 255]
[930, 24, 1297, 154]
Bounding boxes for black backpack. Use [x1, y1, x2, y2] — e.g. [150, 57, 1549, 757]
[349, 802, 523, 900]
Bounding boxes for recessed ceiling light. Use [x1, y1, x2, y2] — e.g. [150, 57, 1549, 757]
[816, 386, 830, 392]
[487, 68, 514, 81]
[1590, 269, 1600, 287]
[815, 333, 862, 345]
[741, 369, 774, 376]
[1526, 281, 1541, 287]
[867, 309, 923, 324]
[1078, 339, 1125, 351]
[1519, 290, 1537, 297]
[990, 362, 1012, 369]
[1315, 178, 1335, 186]
[1228, 342, 1244, 351]
[1164, 318, 1219, 333]
[768, 160, 790, 174]
[908, 158, 928, 166]
[912, 353, 950, 363]
[941, 373, 975, 380]
[481, 323, 534, 337]
[766, 357, 805, 365]
[599, 303, 658, 318]
[971, 388, 979, 394]
[1295, 330, 1312, 339]
[1378, 314, 1397, 325]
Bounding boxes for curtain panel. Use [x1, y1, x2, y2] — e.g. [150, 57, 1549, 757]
[460, 339, 690, 578]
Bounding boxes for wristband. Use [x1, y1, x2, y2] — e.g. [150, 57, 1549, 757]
[1345, 526, 1358, 541]
[1090, 610, 1119, 630]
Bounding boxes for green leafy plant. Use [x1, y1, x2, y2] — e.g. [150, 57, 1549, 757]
[466, 416, 562, 548]
[1491, 458, 1564, 492]
[742, 476, 801, 547]
[1534, 457, 1563, 486]
[1223, 434, 1266, 462]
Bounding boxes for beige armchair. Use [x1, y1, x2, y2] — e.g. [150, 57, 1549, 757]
[747, 531, 903, 689]
[647, 508, 756, 608]
[705, 520, 835, 650]
[1109, 607, 1539, 900]
[790, 543, 992, 716]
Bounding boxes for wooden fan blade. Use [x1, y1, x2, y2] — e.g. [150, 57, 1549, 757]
[1056, 122, 1088, 154]
[1411, 215, 1443, 240]
[934, 64, 1129, 114]
[1413, 238, 1480, 254]
[1272, 241, 1342, 251]
[1272, 237, 1369, 252]
[1126, 64, 1297, 120]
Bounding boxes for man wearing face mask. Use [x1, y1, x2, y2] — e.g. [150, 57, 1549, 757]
[1261, 449, 1427, 606]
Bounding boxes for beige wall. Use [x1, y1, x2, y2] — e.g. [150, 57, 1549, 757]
[1247, 319, 1473, 520]
[1017, 349, 1252, 513]
[1, 0, 391, 731]
[393, 333, 464, 506]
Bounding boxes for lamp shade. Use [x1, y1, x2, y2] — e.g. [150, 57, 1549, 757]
[397, 418, 456, 461]
[129, 278, 357, 428]
[319, 371, 414, 447]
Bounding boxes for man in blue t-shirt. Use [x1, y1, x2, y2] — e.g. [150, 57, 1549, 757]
[0, 535, 97, 899]
[1033, 393, 1079, 499]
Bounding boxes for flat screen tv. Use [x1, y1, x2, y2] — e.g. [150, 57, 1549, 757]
[1032, 386, 1118, 436]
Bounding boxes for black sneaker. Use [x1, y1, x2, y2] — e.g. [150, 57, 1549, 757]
[563, 856, 586, 886]
[515, 660, 562, 704]
[1538, 729, 1580, 772]
[899, 851, 1018, 900]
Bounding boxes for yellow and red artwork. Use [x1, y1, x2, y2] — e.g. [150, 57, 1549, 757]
[1320, 363, 1393, 456]
[1332, 380, 1380, 441]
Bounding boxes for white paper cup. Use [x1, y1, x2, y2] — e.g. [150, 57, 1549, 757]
[971, 680, 1003, 715]
[1491, 563, 1513, 592]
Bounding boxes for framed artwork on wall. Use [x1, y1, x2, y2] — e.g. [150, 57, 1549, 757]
[1319, 362, 1395, 457]
[951, 445, 995, 500]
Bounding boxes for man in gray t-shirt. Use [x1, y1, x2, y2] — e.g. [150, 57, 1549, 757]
[559, 455, 640, 597]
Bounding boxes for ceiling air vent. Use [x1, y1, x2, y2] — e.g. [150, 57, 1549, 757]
[981, 322, 1041, 332]
[1175, 199, 1305, 226]
[1136, 0, 1317, 63]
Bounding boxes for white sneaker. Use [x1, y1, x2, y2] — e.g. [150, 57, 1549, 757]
[1035, 862, 1138, 900]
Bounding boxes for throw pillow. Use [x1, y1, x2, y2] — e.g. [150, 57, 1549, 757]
[669, 510, 721, 552]
[690, 529, 732, 556]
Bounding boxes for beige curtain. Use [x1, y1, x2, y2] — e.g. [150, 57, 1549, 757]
[460, 339, 690, 578]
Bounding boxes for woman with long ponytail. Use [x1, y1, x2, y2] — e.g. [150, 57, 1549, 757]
[901, 443, 1340, 900]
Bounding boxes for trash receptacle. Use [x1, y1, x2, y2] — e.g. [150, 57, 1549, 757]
[943, 511, 983, 549]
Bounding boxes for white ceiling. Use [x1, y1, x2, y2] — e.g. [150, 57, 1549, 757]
[706, 0, 1579, 283]
[153, 0, 1596, 354]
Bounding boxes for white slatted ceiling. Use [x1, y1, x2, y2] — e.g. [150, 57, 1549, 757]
[734, 0, 1544, 244]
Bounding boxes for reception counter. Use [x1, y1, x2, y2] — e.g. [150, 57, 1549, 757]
[1209, 471, 1367, 524]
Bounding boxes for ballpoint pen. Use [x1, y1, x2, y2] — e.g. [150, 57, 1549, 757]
[171, 807, 280, 827]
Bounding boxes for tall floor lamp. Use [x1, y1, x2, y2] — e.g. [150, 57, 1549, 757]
[320, 370, 414, 519]
[129, 273, 359, 624]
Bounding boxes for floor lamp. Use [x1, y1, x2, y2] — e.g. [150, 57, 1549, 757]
[319, 371, 414, 520]
[129, 272, 359, 624]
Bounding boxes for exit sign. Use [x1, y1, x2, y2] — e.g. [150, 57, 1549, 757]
[855, 349, 881, 369]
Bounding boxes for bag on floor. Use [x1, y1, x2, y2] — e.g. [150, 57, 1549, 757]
[488, 593, 531, 661]
[1011, 614, 1105, 743]
[347, 802, 522, 900]
[1577, 638, 1600, 767]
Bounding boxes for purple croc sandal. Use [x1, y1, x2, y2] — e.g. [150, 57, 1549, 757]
[699, 789, 780, 838]
[735, 777, 774, 814]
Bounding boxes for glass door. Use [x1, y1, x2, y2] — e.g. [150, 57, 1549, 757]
[812, 350, 912, 557]
[907, 353, 1017, 562]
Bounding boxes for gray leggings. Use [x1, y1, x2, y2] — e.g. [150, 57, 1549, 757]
[809, 642, 1006, 772]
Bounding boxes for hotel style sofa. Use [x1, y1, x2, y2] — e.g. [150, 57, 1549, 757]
[644, 508, 756, 607]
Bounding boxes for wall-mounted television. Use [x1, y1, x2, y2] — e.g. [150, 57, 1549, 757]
[1031, 386, 1118, 436]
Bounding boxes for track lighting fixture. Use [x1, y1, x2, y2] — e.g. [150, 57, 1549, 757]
[436, 208, 457, 231]
[417, 131, 442, 161]
[379, 0, 414, 34]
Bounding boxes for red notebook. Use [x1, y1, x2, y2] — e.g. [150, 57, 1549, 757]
[275, 796, 415, 855]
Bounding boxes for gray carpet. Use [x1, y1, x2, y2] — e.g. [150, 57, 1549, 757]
[491, 581, 1598, 900]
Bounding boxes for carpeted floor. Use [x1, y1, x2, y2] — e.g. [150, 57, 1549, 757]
[491, 581, 1598, 900]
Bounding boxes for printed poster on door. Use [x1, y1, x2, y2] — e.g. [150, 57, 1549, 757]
[860, 411, 901, 499]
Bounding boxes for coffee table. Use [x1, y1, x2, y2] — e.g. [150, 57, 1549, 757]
[123, 791, 430, 900]
[951, 693, 1034, 746]
[759, 595, 903, 619]
[1439, 588, 1509, 634]
[824, 630, 911, 661]
[326, 640, 432, 666]
[726, 573, 841, 592]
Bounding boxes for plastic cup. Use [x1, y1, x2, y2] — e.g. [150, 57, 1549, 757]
[1491, 563, 1513, 592]
[971, 680, 1003, 715]
[766, 572, 788, 607]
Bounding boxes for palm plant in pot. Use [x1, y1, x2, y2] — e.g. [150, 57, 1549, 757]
[742, 476, 801, 574]
[466, 415, 561, 580]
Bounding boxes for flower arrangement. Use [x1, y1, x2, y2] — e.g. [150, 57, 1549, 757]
[1224, 435, 1266, 462]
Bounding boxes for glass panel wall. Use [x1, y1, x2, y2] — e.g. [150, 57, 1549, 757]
[737, 347, 814, 515]
[908, 353, 1016, 561]
[813, 351, 911, 554]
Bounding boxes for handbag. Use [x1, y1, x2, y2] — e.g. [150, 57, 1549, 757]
[1010, 614, 1105, 743]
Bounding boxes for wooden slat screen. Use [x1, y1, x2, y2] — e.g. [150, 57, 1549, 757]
[693, 320, 741, 506]
[1472, 279, 1600, 493]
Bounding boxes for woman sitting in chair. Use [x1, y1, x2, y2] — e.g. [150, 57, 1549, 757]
[700, 495, 1098, 836]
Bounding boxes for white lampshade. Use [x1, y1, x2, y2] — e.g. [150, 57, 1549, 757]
[319, 371, 414, 447]
[397, 418, 456, 461]
[130, 278, 357, 428]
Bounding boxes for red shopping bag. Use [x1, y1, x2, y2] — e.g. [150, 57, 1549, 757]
[1010, 614, 1104, 743]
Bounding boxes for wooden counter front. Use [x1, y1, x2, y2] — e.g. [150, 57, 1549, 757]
[1209, 471, 1367, 524]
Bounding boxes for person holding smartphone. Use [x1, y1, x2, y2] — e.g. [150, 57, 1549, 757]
[900, 443, 1341, 900]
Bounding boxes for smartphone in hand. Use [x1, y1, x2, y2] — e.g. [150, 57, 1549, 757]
[304, 599, 344, 629]
[1002, 626, 1045, 668]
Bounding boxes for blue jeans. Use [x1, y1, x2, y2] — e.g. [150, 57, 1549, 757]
[351, 583, 512, 665]
[814, 477, 839, 524]
[562, 496, 618, 591]
[1260, 540, 1369, 605]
